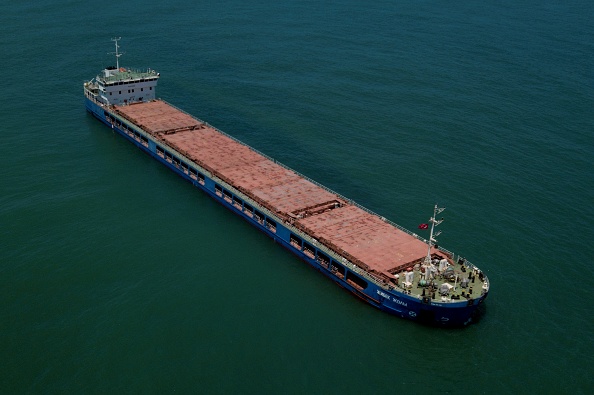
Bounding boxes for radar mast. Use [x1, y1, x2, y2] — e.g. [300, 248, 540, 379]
[424, 204, 445, 280]
[109, 37, 124, 69]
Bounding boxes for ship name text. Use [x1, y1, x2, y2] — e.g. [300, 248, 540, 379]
[376, 290, 408, 307]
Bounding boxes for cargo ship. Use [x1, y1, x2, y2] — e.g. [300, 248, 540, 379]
[84, 39, 489, 326]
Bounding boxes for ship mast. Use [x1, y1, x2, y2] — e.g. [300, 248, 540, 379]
[424, 204, 445, 280]
[110, 37, 124, 69]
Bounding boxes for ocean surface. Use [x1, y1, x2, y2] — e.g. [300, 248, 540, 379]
[1, 0, 593, 393]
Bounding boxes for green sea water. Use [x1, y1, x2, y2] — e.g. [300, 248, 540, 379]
[1, 0, 593, 393]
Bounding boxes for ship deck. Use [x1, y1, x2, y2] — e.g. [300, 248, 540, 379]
[114, 100, 449, 282]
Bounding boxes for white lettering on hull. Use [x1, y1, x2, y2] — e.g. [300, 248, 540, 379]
[393, 298, 408, 307]
[376, 290, 408, 307]
[377, 290, 390, 299]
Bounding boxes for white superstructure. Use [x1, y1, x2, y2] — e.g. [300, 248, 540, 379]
[84, 38, 159, 106]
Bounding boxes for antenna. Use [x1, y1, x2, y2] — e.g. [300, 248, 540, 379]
[109, 37, 125, 69]
[424, 204, 446, 280]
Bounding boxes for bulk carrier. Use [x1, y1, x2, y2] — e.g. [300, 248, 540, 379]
[84, 39, 489, 326]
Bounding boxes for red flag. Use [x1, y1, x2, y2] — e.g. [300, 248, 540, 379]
[418, 223, 429, 230]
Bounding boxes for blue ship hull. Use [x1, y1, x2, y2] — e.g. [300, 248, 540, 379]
[86, 97, 486, 327]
